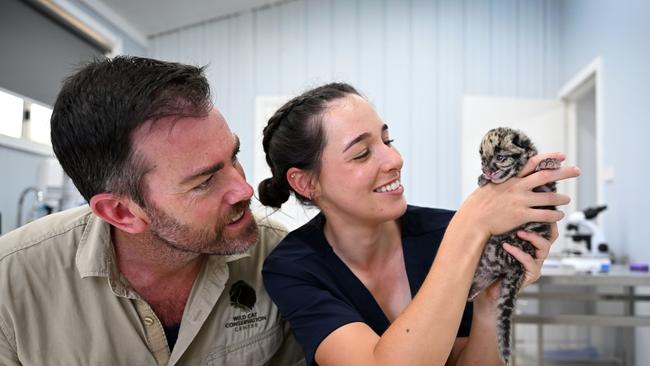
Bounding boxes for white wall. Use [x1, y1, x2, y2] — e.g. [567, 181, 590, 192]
[559, 0, 650, 266]
[558, 0, 650, 363]
[149, 0, 562, 210]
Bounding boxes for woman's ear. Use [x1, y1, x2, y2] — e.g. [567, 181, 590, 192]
[286, 167, 316, 200]
[89, 193, 149, 234]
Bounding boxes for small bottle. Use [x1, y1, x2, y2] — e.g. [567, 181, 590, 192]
[599, 263, 610, 273]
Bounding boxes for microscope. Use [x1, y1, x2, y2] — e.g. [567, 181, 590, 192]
[566, 205, 608, 256]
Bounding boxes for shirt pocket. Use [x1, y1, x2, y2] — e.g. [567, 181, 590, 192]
[203, 324, 283, 366]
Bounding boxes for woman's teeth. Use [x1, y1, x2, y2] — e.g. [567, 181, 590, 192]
[230, 210, 244, 223]
[374, 180, 401, 193]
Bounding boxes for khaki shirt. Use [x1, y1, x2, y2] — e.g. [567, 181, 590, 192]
[0, 206, 305, 366]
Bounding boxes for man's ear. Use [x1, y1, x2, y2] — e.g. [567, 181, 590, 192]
[89, 193, 149, 234]
[286, 167, 317, 200]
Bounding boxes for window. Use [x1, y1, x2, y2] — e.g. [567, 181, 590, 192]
[0, 88, 53, 146]
[28, 102, 53, 146]
[0, 89, 23, 139]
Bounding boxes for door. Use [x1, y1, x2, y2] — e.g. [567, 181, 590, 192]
[461, 95, 576, 254]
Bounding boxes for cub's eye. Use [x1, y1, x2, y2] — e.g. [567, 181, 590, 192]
[495, 154, 506, 162]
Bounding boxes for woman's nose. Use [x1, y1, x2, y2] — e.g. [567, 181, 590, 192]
[381, 143, 403, 172]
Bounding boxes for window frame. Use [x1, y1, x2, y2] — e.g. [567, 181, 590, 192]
[0, 88, 54, 156]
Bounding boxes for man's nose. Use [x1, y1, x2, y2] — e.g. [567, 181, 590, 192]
[223, 167, 254, 205]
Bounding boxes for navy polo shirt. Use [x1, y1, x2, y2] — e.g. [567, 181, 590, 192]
[263, 205, 473, 365]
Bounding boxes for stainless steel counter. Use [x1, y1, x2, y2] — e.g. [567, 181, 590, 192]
[513, 265, 650, 365]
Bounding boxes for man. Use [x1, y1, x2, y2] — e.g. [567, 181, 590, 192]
[0, 56, 305, 365]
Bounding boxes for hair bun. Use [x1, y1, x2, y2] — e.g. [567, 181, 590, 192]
[258, 177, 290, 209]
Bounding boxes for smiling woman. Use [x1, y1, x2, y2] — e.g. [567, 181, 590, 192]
[257, 82, 579, 366]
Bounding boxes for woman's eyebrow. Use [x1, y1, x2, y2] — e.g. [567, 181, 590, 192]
[342, 132, 370, 153]
[342, 124, 389, 153]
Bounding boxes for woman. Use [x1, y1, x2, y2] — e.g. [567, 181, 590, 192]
[259, 83, 579, 366]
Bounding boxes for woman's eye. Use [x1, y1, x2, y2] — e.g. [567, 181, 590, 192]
[353, 150, 370, 160]
[383, 139, 394, 146]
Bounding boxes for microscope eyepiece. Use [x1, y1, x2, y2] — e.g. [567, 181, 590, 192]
[583, 205, 607, 220]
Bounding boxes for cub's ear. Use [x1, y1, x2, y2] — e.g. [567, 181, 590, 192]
[526, 148, 538, 158]
[513, 132, 537, 153]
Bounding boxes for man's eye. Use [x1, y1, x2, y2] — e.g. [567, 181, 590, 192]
[232, 149, 240, 165]
[196, 175, 214, 190]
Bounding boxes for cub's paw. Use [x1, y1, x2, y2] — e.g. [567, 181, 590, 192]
[536, 158, 561, 171]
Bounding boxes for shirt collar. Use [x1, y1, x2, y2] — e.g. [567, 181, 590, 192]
[75, 210, 253, 286]
[399, 205, 455, 237]
[75, 212, 117, 279]
[75, 212, 138, 297]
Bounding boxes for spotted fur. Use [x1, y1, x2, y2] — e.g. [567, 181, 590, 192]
[469, 127, 560, 365]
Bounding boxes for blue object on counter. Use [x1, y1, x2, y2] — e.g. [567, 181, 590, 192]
[630, 263, 649, 272]
[544, 346, 599, 360]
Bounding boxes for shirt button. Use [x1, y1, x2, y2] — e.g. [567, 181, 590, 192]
[143, 316, 155, 326]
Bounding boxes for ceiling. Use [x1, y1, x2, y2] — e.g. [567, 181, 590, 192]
[93, 0, 279, 37]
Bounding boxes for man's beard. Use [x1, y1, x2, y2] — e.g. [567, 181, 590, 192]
[145, 200, 259, 255]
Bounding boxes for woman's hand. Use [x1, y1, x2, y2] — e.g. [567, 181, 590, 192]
[472, 224, 557, 317]
[459, 152, 580, 237]
[503, 225, 557, 290]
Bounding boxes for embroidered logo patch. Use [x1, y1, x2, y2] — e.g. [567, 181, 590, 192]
[229, 280, 256, 311]
[225, 281, 268, 331]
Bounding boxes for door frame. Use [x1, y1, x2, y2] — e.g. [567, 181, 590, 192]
[558, 56, 604, 208]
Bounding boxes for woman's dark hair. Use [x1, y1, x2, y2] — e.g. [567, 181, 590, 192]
[51, 56, 211, 206]
[258, 82, 361, 208]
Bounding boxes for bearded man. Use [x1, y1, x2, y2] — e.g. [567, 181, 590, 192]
[0, 56, 305, 366]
